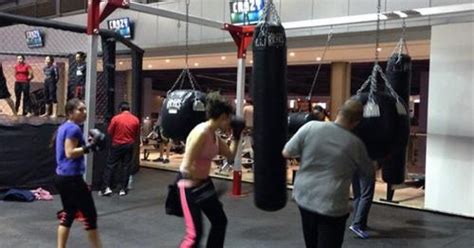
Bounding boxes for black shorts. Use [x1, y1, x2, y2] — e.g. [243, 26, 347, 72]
[55, 175, 98, 230]
[44, 78, 57, 103]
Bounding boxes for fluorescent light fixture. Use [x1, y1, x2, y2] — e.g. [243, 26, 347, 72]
[282, 3, 473, 30]
[147, 64, 152, 68]
[289, 52, 295, 57]
[221, 56, 226, 60]
[283, 13, 388, 30]
[316, 57, 322, 61]
[393, 11, 408, 18]
[165, 59, 171, 63]
[414, 3, 474, 16]
[194, 62, 199, 67]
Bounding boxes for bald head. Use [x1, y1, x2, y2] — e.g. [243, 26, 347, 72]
[336, 99, 364, 128]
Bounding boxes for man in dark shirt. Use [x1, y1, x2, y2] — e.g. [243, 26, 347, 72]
[99, 102, 140, 196]
[41, 56, 59, 117]
[68, 52, 86, 100]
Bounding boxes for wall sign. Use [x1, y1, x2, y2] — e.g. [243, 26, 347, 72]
[230, 0, 265, 25]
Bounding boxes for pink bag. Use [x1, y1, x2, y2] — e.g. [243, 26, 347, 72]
[30, 188, 54, 201]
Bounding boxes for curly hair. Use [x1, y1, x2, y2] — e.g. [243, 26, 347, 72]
[205, 91, 234, 120]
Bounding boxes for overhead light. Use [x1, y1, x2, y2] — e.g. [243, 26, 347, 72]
[165, 59, 171, 63]
[393, 11, 408, 18]
[221, 56, 226, 60]
[194, 62, 199, 67]
[414, 4, 472, 16]
[289, 52, 295, 57]
[250, 60, 253, 64]
[119, 61, 123, 65]
[376, 47, 382, 52]
[316, 57, 322, 61]
[148, 64, 153, 68]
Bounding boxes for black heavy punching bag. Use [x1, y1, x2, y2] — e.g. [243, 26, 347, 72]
[352, 62, 410, 162]
[352, 92, 399, 160]
[160, 90, 207, 141]
[252, 7, 288, 211]
[288, 112, 318, 135]
[382, 54, 412, 184]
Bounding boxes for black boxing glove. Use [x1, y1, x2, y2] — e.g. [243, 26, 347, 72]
[83, 129, 106, 153]
[82, 142, 98, 154]
[230, 116, 245, 140]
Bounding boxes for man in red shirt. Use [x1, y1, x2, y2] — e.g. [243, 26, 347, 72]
[100, 101, 140, 196]
[14, 55, 34, 116]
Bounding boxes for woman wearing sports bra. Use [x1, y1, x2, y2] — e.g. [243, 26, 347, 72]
[178, 92, 245, 248]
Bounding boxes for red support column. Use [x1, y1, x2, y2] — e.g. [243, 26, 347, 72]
[87, 0, 130, 34]
[87, 0, 101, 35]
[224, 24, 255, 59]
[224, 24, 254, 197]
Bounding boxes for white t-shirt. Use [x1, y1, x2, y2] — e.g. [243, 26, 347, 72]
[284, 121, 374, 217]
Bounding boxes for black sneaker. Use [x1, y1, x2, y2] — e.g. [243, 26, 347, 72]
[152, 157, 164, 162]
[163, 158, 170, 164]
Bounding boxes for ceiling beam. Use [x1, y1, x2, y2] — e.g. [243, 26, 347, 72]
[129, 2, 473, 31]
[128, 1, 224, 29]
[283, 3, 474, 30]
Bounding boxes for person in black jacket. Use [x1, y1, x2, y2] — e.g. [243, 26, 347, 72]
[0, 62, 16, 115]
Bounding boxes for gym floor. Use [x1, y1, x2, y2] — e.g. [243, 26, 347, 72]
[140, 150, 426, 209]
[0, 168, 472, 248]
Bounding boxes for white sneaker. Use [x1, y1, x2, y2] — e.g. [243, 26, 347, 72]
[99, 187, 112, 196]
[119, 189, 127, 196]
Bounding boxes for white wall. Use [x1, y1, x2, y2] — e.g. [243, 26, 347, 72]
[426, 22, 474, 217]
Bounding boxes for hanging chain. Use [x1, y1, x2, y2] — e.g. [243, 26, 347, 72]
[168, 0, 199, 93]
[374, 0, 382, 64]
[307, 28, 333, 100]
[398, 18, 409, 60]
[256, 0, 281, 41]
[185, 0, 190, 68]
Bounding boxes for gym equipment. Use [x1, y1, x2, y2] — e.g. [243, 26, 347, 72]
[352, 0, 409, 163]
[84, 128, 106, 153]
[352, 90, 402, 159]
[381, 20, 412, 185]
[252, 1, 288, 211]
[159, 1, 206, 141]
[288, 28, 332, 135]
[288, 112, 318, 135]
[160, 89, 206, 141]
[230, 116, 246, 139]
[287, 30, 332, 135]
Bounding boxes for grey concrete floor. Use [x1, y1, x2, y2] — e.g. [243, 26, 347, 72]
[0, 168, 472, 248]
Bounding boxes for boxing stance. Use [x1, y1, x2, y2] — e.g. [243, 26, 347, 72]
[282, 99, 374, 248]
[178, 92, 245, 248]
[53, 99, 105, 248]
